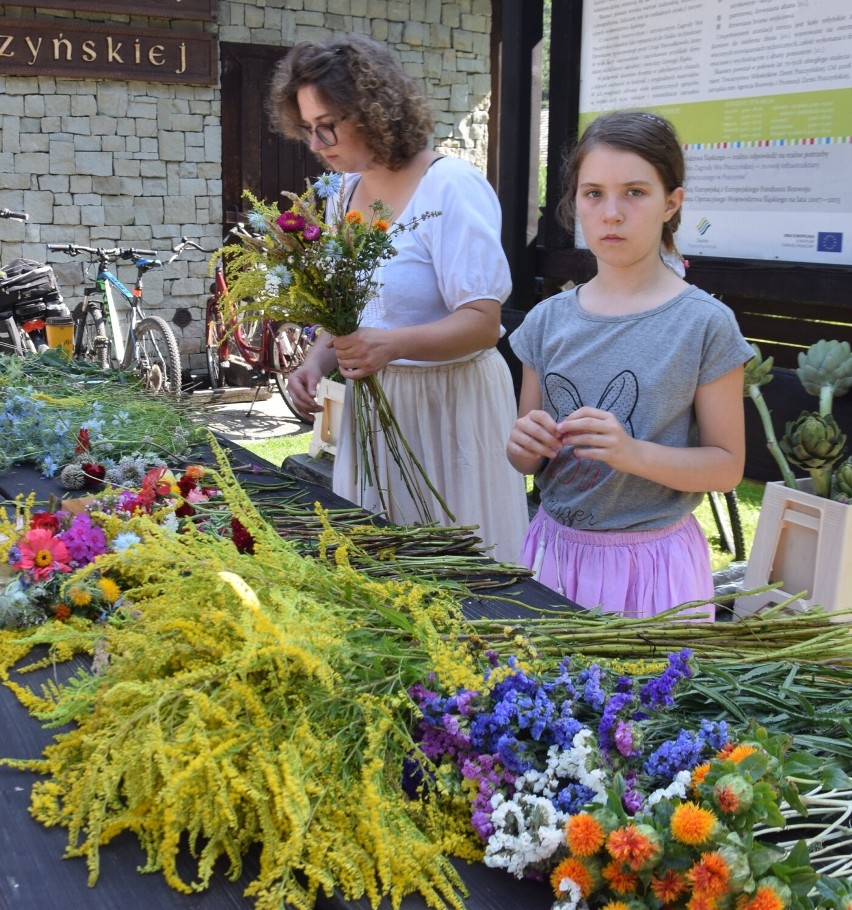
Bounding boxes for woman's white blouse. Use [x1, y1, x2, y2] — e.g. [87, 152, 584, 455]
[332, 156, 512, 365]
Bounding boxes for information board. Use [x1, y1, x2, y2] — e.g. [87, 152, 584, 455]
[579, 0, 852, 265]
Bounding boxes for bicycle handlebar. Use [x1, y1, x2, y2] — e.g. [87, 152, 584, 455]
[168, 227, 255, 263]
[0, 208, 29, 221]
[168, 235, 210, 262]
[46, 243, 158, 262]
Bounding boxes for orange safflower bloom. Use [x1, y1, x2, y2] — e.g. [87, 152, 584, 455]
[345, 210, 363, 224]
[651, 868, 689, 903]
[688, 852, 732, 899]
[183, 465, 205, 480]
[566, 812, 606, 857]
[670, 802, 718, 845]
[692, 762, 711, 791]
[606, 824, 661, 871]
[549, 856, 595, 899]
[54, 603, 72, 622]
[688, 892, 719, 910]
[601, 902, 631, 910]
[718, 743, 759, 763]
[373, 218, 390, 232]
[715, 783, 744, 814]
[602, 860, 639, 894]
[741, 886, 785, 910]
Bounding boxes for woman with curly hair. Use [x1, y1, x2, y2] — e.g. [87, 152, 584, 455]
[270, 34, 529, 563]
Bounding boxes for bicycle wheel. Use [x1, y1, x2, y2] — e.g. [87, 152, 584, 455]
[271, 321, 314, 423]
[71, 300, 111, 369]
[205, 300, 230, 389]
[132, 316, 182, 396]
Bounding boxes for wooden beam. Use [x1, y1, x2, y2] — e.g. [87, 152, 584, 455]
[540, 0, 584, 252]
[491, 0, 543, 309]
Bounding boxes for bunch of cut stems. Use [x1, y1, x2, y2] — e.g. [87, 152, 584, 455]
[467, 592, 852, 666]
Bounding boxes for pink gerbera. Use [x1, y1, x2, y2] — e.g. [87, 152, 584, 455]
[13, 528, 72, 581]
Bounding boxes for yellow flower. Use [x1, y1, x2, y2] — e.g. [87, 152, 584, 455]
[670, 802, 718, 846]
[68, 586, 93, 607]
[98, 577, 122, 603]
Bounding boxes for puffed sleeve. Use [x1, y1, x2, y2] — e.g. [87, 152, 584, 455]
[415, 158, 512, 308]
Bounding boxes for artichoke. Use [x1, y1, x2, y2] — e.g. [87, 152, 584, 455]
[797, 339, 852, 415]
[743, 343, 774, 391]
[833, 457, 852, 503]
[780, 411, 847, 498]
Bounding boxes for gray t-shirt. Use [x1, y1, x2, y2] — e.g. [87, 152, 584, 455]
[509, 285, 754, 531]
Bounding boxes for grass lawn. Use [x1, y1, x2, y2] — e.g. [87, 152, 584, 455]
[243, 432, 765, 572]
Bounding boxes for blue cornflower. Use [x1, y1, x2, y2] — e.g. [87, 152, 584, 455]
[313, 172, 343, 200]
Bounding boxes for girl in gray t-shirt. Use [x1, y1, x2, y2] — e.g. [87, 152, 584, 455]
[508, 111, 753, 619]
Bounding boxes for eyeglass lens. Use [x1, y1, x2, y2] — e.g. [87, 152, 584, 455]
[300, 122, 339, 147]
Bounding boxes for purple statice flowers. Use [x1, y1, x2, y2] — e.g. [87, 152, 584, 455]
[408, 649, 730, 840]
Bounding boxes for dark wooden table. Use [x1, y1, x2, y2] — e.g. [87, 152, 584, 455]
[0, 442, 563, 910]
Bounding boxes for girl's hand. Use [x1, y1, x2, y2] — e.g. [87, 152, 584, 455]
[558, 406, 636, 470]
[508, 409, 564, 463]
[332, 328, 394, 379]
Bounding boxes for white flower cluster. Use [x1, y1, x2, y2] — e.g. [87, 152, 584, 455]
[483, 729, 609, 880]
[645, 769, 691, 808]
[484, 791, 565, 878]
[551, 878, 588, 910]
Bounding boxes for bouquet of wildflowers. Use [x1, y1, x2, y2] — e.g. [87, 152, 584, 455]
[221, 174, 452, 525]
[0, 464, 254, 630]
[409, 650, 852, 909]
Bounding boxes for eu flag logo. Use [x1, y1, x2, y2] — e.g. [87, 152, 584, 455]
[817, 232, 843, 252]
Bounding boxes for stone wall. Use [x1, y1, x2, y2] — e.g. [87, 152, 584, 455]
[0, 1, 494, 376]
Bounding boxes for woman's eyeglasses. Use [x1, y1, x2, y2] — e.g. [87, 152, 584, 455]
[297, 116, 347, 148]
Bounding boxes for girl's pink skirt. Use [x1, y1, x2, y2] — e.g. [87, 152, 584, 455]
[522, 506, 715, 620]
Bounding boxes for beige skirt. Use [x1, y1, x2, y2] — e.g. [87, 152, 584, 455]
[333, 348, 529, 565]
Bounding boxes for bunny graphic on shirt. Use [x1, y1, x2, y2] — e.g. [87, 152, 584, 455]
[541, 370, 639, 504]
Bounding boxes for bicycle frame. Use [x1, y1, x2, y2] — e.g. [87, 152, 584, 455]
[88, 254, 162, 366]
[208, 261, 295, 373]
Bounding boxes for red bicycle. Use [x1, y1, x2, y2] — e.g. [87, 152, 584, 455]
[174, 233, 315, 422]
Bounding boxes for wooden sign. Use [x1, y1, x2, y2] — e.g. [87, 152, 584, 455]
[0, 18, 217, 85]
[11, 0, 217, 21]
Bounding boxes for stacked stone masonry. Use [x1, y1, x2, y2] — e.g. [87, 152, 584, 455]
[0, 1, 494, 375]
